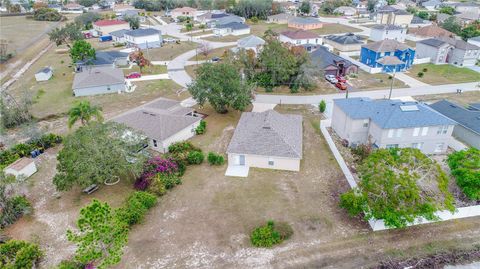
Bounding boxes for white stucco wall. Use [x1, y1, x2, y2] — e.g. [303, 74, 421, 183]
[4, 161, 37, 180]
[228, 153, 301, 171]
[73, 83, 126, 97]
[279, 35, 321, 45]
[370, 28, 406, 42]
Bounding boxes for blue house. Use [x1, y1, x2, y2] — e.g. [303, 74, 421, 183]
[360, 39, 415, 72]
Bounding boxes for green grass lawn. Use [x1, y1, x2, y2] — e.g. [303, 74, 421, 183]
[406, 64, 480, 85]
[123, 64, 167, 75]
[148, 41, 198, 61]
[349, 70, 408, 90]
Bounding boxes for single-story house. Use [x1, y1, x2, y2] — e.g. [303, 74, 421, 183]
[4, 158, 37, 180]
[118, 9, 146, 23]
[93, 19, 129, 36]
[72, 66, 126, 97]
[171, 6, 197, 21]
[213, 22, 250, 36]
[422, 0, 442, 11]
[89, 51, 130, 67]
[416, 37, 480, 67]
[370, 24, 406, 42]
[35, 66, 53, 81]
[430, 100, 480, 149]
[310, 46, 358, 76]
[61, 3, 84, 13]
[231, 35, 265, 54]
[279, 30, 320, 50]
[360, 39, 415, 72]
[124, 28, 162, 49]
[334, 6, 357, 16]
[113, 98, 202, 153]
[408, 24, 454, 39]
[109, 29, 129, 43]
[288, 17, 323, 30]
[209, 14, 245, 28]
[331, 97, 456, 154]
[323, 33, 365, 52]
[196, 11, 228, 24]
[374, 5, 413, 27]
[226, 110, 303, 176]
[267, 13, 291, 24]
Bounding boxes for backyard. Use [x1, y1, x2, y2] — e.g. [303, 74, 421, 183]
[406, 64, 480, 85]
[3, 104, 480, 268]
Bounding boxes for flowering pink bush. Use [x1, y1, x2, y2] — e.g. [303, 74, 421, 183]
[134, 157, 178, 190]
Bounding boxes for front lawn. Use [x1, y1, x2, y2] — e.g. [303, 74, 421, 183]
[349, 70, 408, 90]
[406, 64, 480, 85]
[188, 46, 235, 61]
[310, 23, 362, 35]
[123, 64, 168, 75]
[148, 41, 199, 61]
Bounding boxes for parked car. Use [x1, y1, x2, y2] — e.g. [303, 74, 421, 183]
[325, 74, 338, 83]
[163, 37, 178, 43]
[125, 72, 141, 79]
[335, 82, 347, 90]
[336, 76, 346, 83]
[211, 57, 220, 62]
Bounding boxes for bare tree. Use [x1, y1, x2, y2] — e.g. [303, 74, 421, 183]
[199, 42, 212, 57]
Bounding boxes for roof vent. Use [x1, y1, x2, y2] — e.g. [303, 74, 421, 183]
[263, 126, 271, 129]
[400, 105, 419, 111]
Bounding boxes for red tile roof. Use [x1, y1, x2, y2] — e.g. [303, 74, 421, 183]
[94, 19, 129, 27]
[281, 30, 319, 40]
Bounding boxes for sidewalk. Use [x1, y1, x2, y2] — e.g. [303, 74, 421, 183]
[395, 72, 429, 87]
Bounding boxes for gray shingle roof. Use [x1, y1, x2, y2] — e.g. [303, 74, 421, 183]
[109, 29, 128, 38]
[334, 97, 456, 129]
[417, 38, 448, 48]
[92, 51, 129, 65]
[216, 22, 250, 30]
[72, 66, 125, 89]
[362, 39, 410, 52]
[113, 98, 201, 141]
[325, 33, 364, 45]
[371, 24, 404, 31]
[124, 28, 161, 37]
[237, 35, 265, 48]
[268, 13, 291, 20]
[215, 15, 244, 25]
[227, 110, 303, 158]
[430, 100, 480, 135]
[288, 17, 320, 25]
[310, 46, 356, 69]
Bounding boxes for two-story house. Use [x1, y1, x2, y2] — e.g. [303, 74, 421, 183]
[373, 5, 413, 27]
[171, 7, 198, 21]
[287, 17, 323, 30]
[124, 28, 162, 49]
[279, 30, 321, 51]
[360, 39, 415, 72]
[416, 37, 480, 67]
[369, 24, 406, 42]
[331, 98, 456, 154]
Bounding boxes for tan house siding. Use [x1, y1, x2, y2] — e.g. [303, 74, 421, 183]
[288, 21, 323, 30]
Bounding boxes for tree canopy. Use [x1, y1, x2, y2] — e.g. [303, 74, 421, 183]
[67, 100, 103, 128]
[231, 0, 273, 19]
[340, 148, 455, 228]
[49, 22, 84, 48]
[74, 12, 102, 29]
[33, 7, 63, 21]
[188, 62, 252, 113]
[441, 17, 462, 35]
[53, 122, 147, 191]
[70, 40, 96, 63]
[447, 148, 480, 200]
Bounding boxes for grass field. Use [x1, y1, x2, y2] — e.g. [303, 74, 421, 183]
[188, 46, 235, 61]
[349, 70, 408, 90]
[414, 91, 480, 106]
[202, 34, 250, 42]
[310, 23, 363, 35]
[148, 41, 199, 61]
[406, 64, 480, 85]
[123, 64, 168, 75]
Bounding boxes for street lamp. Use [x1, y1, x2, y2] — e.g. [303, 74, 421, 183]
[376, 56, 405, 100]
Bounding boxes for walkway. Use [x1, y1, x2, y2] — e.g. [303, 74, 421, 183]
[394, 72, 429, 87]
[127, 73, 169, 82]
[254, 82, 480, 105]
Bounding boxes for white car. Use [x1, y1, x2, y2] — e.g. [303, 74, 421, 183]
[325, 74, 338, 84]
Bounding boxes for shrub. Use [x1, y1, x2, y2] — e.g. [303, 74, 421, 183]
[195, 120, 207, 135]
[115, 191, 157, 226]
[447, 148, 480, 200]
[250, 16, 259, 23]
[187, 151, 204, 165]
[351, 143, 372, 163]
[168, 141, 199, 154]
[207, 152, 225, 165]
[250, 220, 293, 248]
[318, 100, 326, 113]
[57, 260, 84, 269]
[422, 67, 428, 72]
[0, 240, 43, 268]
[149, 173, 181, 195]
[417, 72, 424, 78]
[1, 195, 32, 228]
[134, 157, 179, 190]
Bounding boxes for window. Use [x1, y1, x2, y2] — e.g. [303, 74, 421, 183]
[434, 142, 444, 153]
[437, 125, 448, 135]
[386, 144, 399, 149]
[412, 142, 423, 150]
[421, 127, 429, 136]
[387, 129, 394, 138]
[363, 119, 369, 127]
[396, 128, 403, 138]
[413, 127, 420, 136]
[268, 158, 274, 166]
[153, 139, 157, 147]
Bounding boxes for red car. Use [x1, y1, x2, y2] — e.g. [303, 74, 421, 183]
[335, 82, 347, 90]
[125, 72, 141, 79]
[336, 76, 347, 83]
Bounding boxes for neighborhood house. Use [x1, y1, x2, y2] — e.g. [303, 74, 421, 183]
[226, 110, 303, 177]
[373, 5, 413, 27]
[430, 100, 480, 149]
[267, 13, 292, 24]
[408, 24, 454, 39]
[331, 98, 456, 154]
[369, 24, 406, 42]
[4, 158, 37, 180]
[310, 46, 358, 76]
[72, 66, 126, 97]
[124, 28, 162, 49]
[113, 98, 202, 153]
[416, 37, 480, 67]
[231, 35, 265, 54]
[213, 22, 250, 36]
[93, 19, 129, 36]
[171, 7, 198, 21]
[288, 17, 323, 30]
[323, 33, 365, 52]
[279, 29, 320, 49]
[34, 66, 53, 81]
[360, 39, 415, 72]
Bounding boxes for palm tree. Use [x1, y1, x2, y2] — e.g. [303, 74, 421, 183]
[67, 101, 103, 128]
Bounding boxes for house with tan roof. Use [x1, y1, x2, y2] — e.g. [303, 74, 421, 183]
[113, 98, 202, 153]
[225, 110, 303, 177]
[374, 5, 413, 27]
[171, 6, 198, 21]
[279, 29, 320, 51]
[288, 17, 323, 30]
[408, 24, 455, 39]
[267, 13, 292, 24]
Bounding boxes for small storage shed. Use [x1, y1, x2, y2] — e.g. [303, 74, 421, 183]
[4, 158, 37, 180]
[35, 66, 53, 81]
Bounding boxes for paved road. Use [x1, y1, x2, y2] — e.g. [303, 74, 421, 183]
[255, 82, 480, 104]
